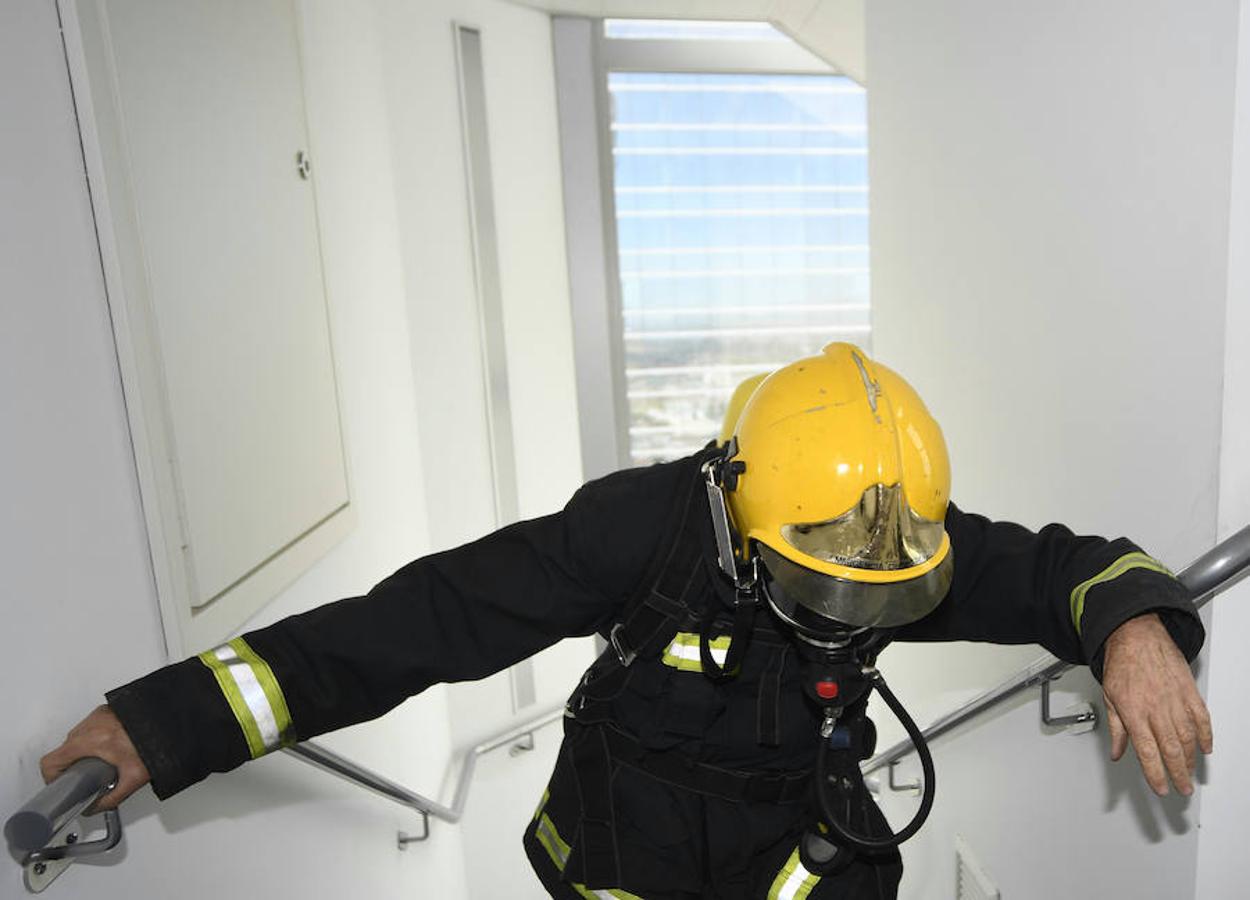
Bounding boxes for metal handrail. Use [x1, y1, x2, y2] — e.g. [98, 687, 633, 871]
[863, 523, 1250, 777]
[10, 525, 1246, 886]
[5, 757, 117, 854]
[4, 703, 565, 891]
[4, 757, 124, 893]
[283, 703, 565, 840]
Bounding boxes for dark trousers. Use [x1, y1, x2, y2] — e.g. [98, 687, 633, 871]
[522, 736, 903, 900]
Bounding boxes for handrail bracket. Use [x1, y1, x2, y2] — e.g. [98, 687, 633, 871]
[886, 760, 922, 795]
[22, 809, 122, 894]
[1040, 676, 1098, 732]
[396, 810, 430, 849]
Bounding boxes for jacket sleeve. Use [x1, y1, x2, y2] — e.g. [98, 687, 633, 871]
[105, 459, 689, 800]
[894, 502, 1205, 680]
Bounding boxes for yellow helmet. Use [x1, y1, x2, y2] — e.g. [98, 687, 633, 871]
[718, 371, 772, 445]
[724, 342, 953, 632]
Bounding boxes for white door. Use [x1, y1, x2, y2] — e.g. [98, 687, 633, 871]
[73, 0, 352, 652]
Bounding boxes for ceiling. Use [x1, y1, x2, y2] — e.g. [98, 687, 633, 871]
[502, 0, 866, 84]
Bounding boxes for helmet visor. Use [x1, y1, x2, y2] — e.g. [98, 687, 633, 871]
[779, 482, 945, 572]
[759, 541, 953, 632]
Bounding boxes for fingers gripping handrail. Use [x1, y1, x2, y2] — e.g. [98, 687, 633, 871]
[863, 522, 1250, 778]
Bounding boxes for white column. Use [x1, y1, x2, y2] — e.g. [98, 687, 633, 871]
[1195, 1, 1250, 895]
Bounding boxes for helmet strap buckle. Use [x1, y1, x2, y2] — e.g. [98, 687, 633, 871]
[733, 555, 761, 604]
[703, 448, 747, 583]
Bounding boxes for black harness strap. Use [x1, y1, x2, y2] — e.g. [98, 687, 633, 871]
[609, 569, 698, 667]
[597, 722, 810, 805]
[697, 593, 756, 681]
[568, 724, 621, 888]
[565, 450, 812, 886]
[568, 461, 709, 725]
[604, 461, 710, 668]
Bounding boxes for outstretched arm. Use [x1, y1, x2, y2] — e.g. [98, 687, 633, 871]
[39, 455, 693, 809]
[896, 503, 1210, 796]
[39, 512, 615, 809]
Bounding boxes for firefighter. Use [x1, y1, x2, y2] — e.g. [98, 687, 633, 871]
[41, 344, 1211, 899]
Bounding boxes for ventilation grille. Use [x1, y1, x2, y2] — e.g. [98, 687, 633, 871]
[955, 834, 1001, 900]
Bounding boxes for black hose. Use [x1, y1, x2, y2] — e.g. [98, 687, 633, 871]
[816, 672, 936, 853]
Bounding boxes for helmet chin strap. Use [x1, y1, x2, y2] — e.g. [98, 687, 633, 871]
[696, 443, 762, 682]
[697, 564, 759, 681]
[702, 440, 745, 582]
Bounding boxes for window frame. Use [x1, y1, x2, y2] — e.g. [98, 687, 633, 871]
[554, 18, 845, 475]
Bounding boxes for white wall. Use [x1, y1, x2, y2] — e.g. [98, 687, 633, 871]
[771, 0, 865, 84]
[1, 1, 467, 896]
[2, 0, 589, 898]
[1195, 2, 1250, 897]
[366, 3, 594, 895]
[505, 0, 868, 84]
[864, 0, 1240, 896]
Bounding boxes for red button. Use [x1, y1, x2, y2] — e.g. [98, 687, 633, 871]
[815, 680, 839, 700]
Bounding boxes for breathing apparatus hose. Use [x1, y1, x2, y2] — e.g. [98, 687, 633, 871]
[816, 670, 935, 853]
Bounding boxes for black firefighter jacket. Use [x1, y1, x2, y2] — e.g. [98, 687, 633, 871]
[105, 450, 1205, 894]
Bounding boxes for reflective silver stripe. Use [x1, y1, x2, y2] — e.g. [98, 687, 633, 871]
[662, 633, 731, 671]
[768, 846, 821, 900]
[212, 644, 283, 752]
[535, 815, 568, 867]
[535, 811, 640, 899]
[776, 859, 816, 900]
[665, 639, 727, 664]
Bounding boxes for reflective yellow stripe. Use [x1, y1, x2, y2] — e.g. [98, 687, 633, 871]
[197, 637, 295, 758]
[768, 847, 821, 900]
[535, 812, 571, 869]
[661, 632, 731, 672]
[230, 638, 294, 744]
[200, 645, 265, 758]
[533, 810, 643, 899]
[1070, 552, 1174, 636]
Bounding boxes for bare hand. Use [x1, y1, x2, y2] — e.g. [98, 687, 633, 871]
[40, 705, 151, 811]
[1101, 613, 1212, 796]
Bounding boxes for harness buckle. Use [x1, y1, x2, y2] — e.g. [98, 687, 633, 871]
[734, 556, 762, 605]
[609, 623, 637, 667]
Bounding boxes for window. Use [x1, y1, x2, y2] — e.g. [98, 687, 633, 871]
[604, 19, 788, 41]
[603, 23, 870, 466]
